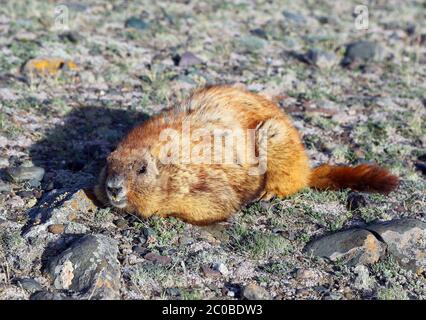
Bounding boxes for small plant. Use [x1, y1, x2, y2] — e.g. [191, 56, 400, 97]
[229, 222, 292, 259]
[93, 208, 114, 226]
[0, 229, 24, 253]
[180, 288, 204, 300]
[377, 285, 409, 300]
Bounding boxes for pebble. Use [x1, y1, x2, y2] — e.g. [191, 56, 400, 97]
[132, 245, 148, 256]
[58, 31, 80, 44]
[213, 263, 229, 276]
[30, 291, 71, 300]
[250, 28, 267, 39]
[6, 166, 45, 183]
[48, 224, 65, 234]
[341, 41, 379, 67]
[282, 10, 306, 25]
[17, 190, 33, 198]
[178, 235, 193, 246]
[114, 218, 129, 229]
[125, 17, 150, 30]
[26, 189, 97, 235]
[0, 180, 12, 193]
[366, 219, 426, 273]
[47, 234, 121, 299]
[166, 288, 181, 297]
[0, 136, 8, 148]
[304, 228, 385, 266]
[201, 264, 221, 278]
[26, 197, 37, 208]
[299, 48, 338, 69]
[143, 252, 172, 265]
[14, 278, 43, 293]
[174, 51, 203, 68]
[27, 179, 41, 188]
[415, 162, 426, 175]
[242, 283, 272, 300]
[143, 227, 155, 238]
[0, 156, 9, 168]
[347, 192, 369, 211]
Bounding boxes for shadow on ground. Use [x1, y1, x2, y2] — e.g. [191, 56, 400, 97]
[29, 105, 150, 186]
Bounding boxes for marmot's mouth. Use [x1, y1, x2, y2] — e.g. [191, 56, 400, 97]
[110, 200, 127, 209]
[110, 198, 127, 208]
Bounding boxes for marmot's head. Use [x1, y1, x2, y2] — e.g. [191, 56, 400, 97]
[102, 146, 159, 210]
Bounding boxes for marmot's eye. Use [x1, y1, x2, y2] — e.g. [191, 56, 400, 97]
[137, 165, 147, 175]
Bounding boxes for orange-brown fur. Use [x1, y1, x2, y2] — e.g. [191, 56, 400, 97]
[95, 85, 399, 225]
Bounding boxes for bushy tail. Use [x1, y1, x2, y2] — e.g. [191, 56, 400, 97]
[309, 164, 399, 194]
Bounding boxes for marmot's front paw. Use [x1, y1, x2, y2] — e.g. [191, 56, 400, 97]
[93, 166, 109, 206]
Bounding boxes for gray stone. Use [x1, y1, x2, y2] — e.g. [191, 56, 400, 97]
[0, 156, 9, 168]
[341, 41, 379, 66]
[0, 180, 12, 193]
[165, 288, 181, 297]
[47, 234, 121, 299]
[125, 17, 150, 31]
[304, 229, 385, 266]
[250, 28, 267, 39]
[177, 52, 203, 68]
[6, 166, 45, 183]
[300, 49, 338, 69]
[282, 10, 306, 25]
[30, 290, 72, 300]
[366, 219, 426, 274]
[14, 277, 43, 293]
[28, 179, 41, 188]
[242, 283, 271, 300]
[24, 189, 97, 238]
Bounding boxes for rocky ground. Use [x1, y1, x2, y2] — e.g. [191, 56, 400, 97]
[0, 0, 425, 300]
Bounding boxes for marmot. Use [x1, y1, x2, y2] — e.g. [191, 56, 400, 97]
[95, 85, 399, 225]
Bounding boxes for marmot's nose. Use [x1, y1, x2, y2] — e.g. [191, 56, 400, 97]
[107, 185, 122, 197]
[106, 175, 125, 198]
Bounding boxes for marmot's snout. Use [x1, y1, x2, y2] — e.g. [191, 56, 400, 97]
[105, 174, 128, 208]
